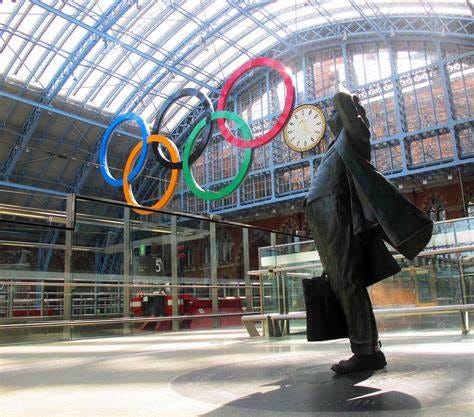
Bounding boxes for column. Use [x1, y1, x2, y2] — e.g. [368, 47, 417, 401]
[242, 227, 252, 310]
[171, 216, 179, 331]
[123, 206, 131, 335]
[62, 195, 74, 340]
[210, 221, 219, 328]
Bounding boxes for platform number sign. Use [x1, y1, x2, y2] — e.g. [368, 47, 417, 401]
[155, 257, 164, 273]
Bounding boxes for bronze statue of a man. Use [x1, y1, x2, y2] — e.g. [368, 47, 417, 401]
[305, 92, 433, 374]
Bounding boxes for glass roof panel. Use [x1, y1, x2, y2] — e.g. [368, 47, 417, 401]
[17, 8, 44, 34]
[159, 20, 201, 54]
[225, 19, 253, 40]
[135, 60, 157, 83]
[61, 26, 89, 53]
[67, 1, 102, 27]
[247, 36, 277, 56]
[107, 84, 136, 113]
[0, 45, 15, 74]
[216, 46, 247, 68]
[40, 18, 69, 44]
[140, 95, 165, 123]
[115, 58, 135, 79]
[0, 2, 19, 25]
[72, 68, 107, 102]
[5, 35, 29, 72]
[39, 54, 68, 87]
[22, 45, 52, 84]
[92, 84, 116, 110]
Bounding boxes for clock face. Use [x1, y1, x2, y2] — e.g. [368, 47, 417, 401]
[283, 104, 326, 152]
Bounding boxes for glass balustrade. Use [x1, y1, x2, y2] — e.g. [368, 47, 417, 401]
[0, 185, 305, 344]
[0, 182, 472, 343]
[255, 228, 473, 334]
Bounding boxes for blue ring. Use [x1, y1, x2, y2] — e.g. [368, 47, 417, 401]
[99, 113, 150, 187]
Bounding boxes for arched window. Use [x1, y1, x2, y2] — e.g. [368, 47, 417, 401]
[427, 198, 447, 221]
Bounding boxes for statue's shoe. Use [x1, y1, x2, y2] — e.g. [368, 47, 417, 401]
[331, 350, 387, 374]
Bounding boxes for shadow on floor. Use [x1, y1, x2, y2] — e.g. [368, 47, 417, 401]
[201, 370, 421, 414]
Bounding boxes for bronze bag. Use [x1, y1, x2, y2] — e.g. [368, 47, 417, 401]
[302, 273, 349, 341]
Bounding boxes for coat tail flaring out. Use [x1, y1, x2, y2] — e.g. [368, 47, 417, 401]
[332, 92, 434, 284]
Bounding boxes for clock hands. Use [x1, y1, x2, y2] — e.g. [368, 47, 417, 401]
[296, 115, 310, 134]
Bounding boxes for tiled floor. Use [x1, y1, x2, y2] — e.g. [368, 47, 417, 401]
[1, 328, 473, 417]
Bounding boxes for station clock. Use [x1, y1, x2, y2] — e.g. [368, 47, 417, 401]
[283, 104, 326, 152]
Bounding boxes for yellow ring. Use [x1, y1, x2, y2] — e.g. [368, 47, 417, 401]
[123, 134, 180, 215]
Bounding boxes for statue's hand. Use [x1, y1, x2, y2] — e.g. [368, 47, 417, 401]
[334, 92, 370, 141]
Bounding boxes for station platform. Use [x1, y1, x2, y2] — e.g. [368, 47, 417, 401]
[1, 328, 472, 417]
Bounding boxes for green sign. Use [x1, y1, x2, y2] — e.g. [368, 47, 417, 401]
[139, 244, 146, 256]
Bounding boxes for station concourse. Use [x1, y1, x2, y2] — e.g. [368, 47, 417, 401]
[0, 1, 473, 416]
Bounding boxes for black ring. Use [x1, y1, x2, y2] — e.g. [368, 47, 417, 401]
[152, 88, 214, 169]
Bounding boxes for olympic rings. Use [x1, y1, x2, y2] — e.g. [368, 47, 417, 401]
[152, 88, 214, 170]
[182, 111, 253, 201]
[123, 135, 180, 215]
[217, 57, 295, 149]
[99, 57, 295, 215]
[99, 113, 150, 187]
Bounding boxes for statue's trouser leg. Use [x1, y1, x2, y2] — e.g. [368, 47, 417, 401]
[306, 196, 379, 354]
[336, 285, 379, 354]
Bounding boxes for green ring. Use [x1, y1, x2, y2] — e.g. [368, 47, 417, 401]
[183, 111, 253, 201]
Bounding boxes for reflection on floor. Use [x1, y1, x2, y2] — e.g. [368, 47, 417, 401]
[1, 328, 473, 417]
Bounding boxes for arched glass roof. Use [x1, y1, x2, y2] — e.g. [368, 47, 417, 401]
[0, 0, 471, 130]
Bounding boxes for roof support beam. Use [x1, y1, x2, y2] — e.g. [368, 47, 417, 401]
[31, 0, 219, 94]
[0, 180, 68, 197]
[122, 1, 272, 116]
[117, 1, 231, 114]
[0, 89, 140, 139]
[1, 1, 132, 181]
[64, 0, 162, 98]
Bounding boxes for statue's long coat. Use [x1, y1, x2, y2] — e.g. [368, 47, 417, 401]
[332, 92, 433, 286]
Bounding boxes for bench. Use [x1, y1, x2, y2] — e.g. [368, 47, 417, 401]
[242, 304, 474, 337]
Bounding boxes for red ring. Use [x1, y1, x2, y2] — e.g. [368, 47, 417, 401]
[216, 57, 295, 149]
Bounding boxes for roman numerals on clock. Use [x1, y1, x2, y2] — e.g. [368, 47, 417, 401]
[283, 104, 326, 152]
